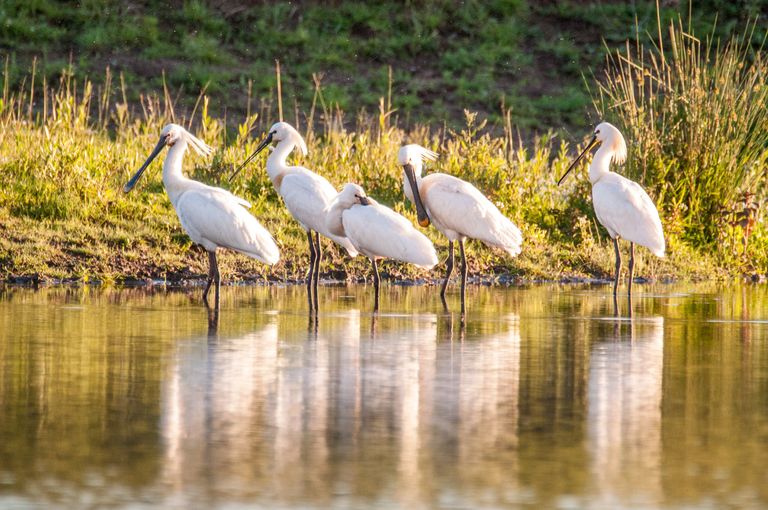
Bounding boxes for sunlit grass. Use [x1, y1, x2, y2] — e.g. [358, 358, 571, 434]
[0, 60, 750, 283]
[593, 16, 768, 272]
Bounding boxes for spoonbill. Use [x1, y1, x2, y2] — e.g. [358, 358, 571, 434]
[124, 124, 279, 306]
[326, 183, 438, 311]
[231, 122, 357, 311]
[558, 122, 664, 297]
[399, 144, 523, 312]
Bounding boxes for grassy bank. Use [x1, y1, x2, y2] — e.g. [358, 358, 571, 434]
[0, 9, 766, 285]
[0, 74, 735, 286]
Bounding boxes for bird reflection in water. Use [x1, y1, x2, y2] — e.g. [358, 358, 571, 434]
[436, 311, 466, 342]
[588, 315, 664, 507]
[206, 303, 219, 338]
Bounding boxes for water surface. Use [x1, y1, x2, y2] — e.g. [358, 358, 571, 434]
[1, 284, 767, 508]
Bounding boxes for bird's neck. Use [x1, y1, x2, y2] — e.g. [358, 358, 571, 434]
[325, 199, 348, 237]
[589, 145, 613, 184]
[162, 139, 192, 205]
[266, 140, 297, 189]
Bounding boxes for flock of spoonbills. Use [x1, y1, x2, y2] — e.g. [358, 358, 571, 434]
[124, 120, 665, 312]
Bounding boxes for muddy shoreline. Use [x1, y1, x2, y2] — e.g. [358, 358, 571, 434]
[3, 272, 682, 288]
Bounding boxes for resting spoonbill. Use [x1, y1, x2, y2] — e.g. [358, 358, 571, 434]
[558, 122, 664, 297]
[326, 183, 438, 311]
[124, 124, 279, 306]
[231, 122, 357, 311]
[399, 144, 523, 312]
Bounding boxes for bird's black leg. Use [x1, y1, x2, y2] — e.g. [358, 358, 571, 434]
[628, 242, 635, 297]
[203, 250, 220, 309]
[613, 237, 622, 309]
[459, 239, 468, 315]
[306, 230, 317, 312]
[372, 258, 380, 313]
[202, 252, 214, 305]
[313, 232, 322, 311]
[213, 252, 221, 308]
[440, 240, 454, 309]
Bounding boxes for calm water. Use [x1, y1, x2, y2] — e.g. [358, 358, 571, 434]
[1, 284, 767, 509]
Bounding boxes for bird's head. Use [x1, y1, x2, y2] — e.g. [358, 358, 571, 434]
[339, 183, 371, 207]
[268, 122, 308, 155]
[230, 121, 307, 182]
[558, 121, 627, 186]
[326, 183, 370, 237]
[398, 144, 436, 228]
[123, 124, 212, 193]
[398, 144, 438, 177]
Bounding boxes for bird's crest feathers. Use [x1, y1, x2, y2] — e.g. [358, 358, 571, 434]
[610, 132, 627, 165]
[185, 130, 214, 158]
[398, 144, 439, 166]
[595, 122, 627, 165]
[162, 123, 213, 157]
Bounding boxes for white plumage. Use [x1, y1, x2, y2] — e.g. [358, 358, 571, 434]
[123, 123, 279, 305]
[233, 122, 357, 312]
[413, 173, 523, 256]
[559, 121, 665, 297]
[175, 188, 279, 263]
[592, 176, 665, 257]
[398, 144, 522, 311]
[326, 183, 437, 310]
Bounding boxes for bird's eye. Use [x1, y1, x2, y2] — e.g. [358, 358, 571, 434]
[595, 130, 600, 135]
[270, 130, 277, 135]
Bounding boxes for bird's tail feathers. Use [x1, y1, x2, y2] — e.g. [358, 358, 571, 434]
[233, 228, 280, 265]
[486, 219, 523, 257]
[330, 234, 359, 258]
[407, 236, 439, 269]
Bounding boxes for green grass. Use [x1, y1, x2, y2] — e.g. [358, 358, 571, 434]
[2, 1, 764, 131]
[594, 16, 768, 271]
[0, 61, 747, 285]
[0, 3, 764, 283]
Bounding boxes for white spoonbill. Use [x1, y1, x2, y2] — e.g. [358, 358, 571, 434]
[558, 122, 664, 297]
[326, 183, 438, 311]
[231, 122, 357, 311]
[124, 124, 279, 306]
[399, 144, 523, 312]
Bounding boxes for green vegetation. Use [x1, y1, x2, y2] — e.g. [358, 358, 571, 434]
[0, 2, 764, 283]
[0, 65, 739, 284]
[594, 17, 768, 270]
[1, 0, 765, 130]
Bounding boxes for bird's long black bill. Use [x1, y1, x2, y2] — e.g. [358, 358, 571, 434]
[123, 137, 167, 193]
[229, 132, 273, 182]
[558, 135, 599, 186]
[404, 164, 430, 227]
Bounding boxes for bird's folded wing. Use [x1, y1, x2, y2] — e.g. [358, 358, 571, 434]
[177, 189, 279, 264]
[342, 204, 437, 268]
[425, 175, 522, 255]
[280, 171, 338, 233]
[593, 178, 665, 255]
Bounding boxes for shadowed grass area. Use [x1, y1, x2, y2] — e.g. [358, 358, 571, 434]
[1, 0, 765, 131]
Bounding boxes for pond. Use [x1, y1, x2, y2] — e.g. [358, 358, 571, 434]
[1, 284, 767, 508]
